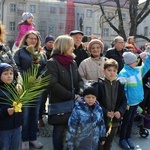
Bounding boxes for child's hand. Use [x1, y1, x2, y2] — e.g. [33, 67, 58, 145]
[74, 94, 80, 100]
[16, 83, 22, 93]
[7, 108, 14, 115]
[107, 111, 114, 118]
[114, 111, 121, 119]
[99, 141, 105, 145]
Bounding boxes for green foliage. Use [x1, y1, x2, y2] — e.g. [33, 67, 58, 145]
[1, 65, 50, 109]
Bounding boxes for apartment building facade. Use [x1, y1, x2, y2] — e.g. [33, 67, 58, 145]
[0, 0, 148, 48]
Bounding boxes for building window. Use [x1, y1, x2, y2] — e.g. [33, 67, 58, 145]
[30, 5, 36, 13]
[103, 28, 109, 37]
[9, 22, 15, 31]
[58, 23, 64, 30]
[50, 7, 56, 14]
[122, 13, 126, 21]
[10, 4, 16, 12]
[86, 27, 91, 35]
[59, 7, 65, 14]
[49, 24, 54, 33]
[144, 26, 148, 36]
[86, 9, 92, 18]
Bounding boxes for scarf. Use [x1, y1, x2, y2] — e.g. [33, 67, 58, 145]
[53, 54, 74, 69]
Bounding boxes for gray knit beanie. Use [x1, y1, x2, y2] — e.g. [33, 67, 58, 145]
[123, 52, 137, 65]
[22, 12, 34, 22]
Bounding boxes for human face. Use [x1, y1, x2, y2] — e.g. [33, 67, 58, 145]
[115, 39, 124, 51]
[26, 17, 34, 24]
[1, 69, 13, 84]
[26, 34, 38, 46]
[45, 41, 54, 50]
[129, 60, 139, 68]
[90, 43, 102, 58]
[65, 45, 74, 56]
[84, 94, 96, 106]
[72, 34, 83, 47]
[103, 66, 118, 82]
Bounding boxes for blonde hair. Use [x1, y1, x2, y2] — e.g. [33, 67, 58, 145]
[18, 30, 41, 49]
[53, 35, 75, 57]
[0, 21, 6, 44]
[127, 36, 134, 43]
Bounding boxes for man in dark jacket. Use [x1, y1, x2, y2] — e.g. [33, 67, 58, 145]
[105, 36, 128, 73]
[69, 30, 89, 67]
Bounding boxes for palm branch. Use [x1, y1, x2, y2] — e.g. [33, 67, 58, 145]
[1, 65, 50, 112]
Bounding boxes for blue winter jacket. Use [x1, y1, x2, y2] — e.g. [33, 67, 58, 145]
[66, 98, 106, 150]
[118, 54, 150, 106]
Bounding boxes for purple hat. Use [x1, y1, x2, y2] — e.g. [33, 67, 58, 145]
[45, 35, 55, 43]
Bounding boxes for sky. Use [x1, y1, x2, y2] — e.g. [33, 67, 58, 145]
[139, 0, 146, 4]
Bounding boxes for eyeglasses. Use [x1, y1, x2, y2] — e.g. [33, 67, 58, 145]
[27, 37, 37, 41]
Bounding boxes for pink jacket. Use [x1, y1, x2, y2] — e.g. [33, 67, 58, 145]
[15, 24, 36, 46]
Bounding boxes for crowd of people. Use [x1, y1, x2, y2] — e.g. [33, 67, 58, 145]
[0, 11, 150, 150]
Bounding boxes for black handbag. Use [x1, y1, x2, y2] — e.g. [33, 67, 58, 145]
[48, 65, 75, 125]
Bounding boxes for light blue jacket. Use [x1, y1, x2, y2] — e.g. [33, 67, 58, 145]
[118, 54, 150, 106]
[66, 98, 106, 150]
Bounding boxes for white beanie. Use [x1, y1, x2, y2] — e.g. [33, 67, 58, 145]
[22, 12, 33, 22]
[123, 52, 137, 65]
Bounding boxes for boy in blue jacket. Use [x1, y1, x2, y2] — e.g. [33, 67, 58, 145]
[66, 86, 106, 150]
[0, 63, 22, 150]
[118, 52, 150, 150]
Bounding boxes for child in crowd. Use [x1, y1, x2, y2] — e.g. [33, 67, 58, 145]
[0, 63, 22, 150]
[118, 52, 150, 150]
[97, 59, 127, 150]
[13, 12, 36, 51]
[66, 86, 106, 150]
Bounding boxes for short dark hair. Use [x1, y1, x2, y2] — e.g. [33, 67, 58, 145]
[103, 59, 118, 70]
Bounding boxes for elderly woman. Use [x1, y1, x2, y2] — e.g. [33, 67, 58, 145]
[78, 39, 107, 84]
[13, 30, 47, 150]
[45, 35, 83, 150]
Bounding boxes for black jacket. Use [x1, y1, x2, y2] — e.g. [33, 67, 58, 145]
[96, 78, 127, 127]
[105, 48, 128, 73]
[74, 44, 89, 67]
[46, 58, 83, 103]
[0, 83, 22, 130]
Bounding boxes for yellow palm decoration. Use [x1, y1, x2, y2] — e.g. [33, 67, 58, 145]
[1, 65, 50, 112]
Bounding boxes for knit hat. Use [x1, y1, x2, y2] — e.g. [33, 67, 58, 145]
[69, 30, 84, 36]
[83, 86, 97, 97]
[22, 12, 34, 22]
[88, 39, 104, 52]
[123, 52, 138, 65]
[45, 35, 55, 43]
[0, 63, 13, 78]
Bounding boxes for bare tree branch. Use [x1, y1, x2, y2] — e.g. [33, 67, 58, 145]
[98, 3, 120, 33]
[137, 0, 150, 19]
[137, 9, 150, 25]
[136, 34, 150, 42]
